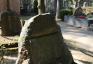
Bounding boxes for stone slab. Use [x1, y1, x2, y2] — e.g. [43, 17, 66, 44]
[22, 13, 58, 38]
[74, 19, 81, 27]
[64, 16, 75, 25]
[0, 11, 21, 36]
[17, 25, 73, 64]
[80, 19, 88, 29]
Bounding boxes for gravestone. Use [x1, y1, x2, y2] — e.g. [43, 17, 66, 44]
[73, 7, 85, 16]
[27, 5, 30, 13]
[0, 11, 21, 36]
[0, 0, 21, 36]
[64, 1, 68, 9]
[72, 1, 76, 9]
[16, 13, 75, 64]
[46, 6, 54, 15]
[83, 2, 88, 8]
[73, 4, 76, 9]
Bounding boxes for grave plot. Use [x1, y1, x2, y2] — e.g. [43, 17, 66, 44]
[64, 7, 93, 29]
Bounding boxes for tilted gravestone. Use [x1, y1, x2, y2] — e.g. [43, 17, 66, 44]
[73, 7, 85, 17]
[16, 13, 75, 64]
[0, 11, 21, 36]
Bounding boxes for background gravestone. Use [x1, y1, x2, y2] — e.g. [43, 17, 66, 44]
[64, 1, 68, 9]
[46, 6, 54, 15]
[73, 7, 85, 16]
[16, 13, 75, 64]
[0, 11, 21, 36]
[0, 0, 21, 36]
[83, 2, 88, 8]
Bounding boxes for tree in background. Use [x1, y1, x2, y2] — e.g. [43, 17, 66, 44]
[54, 0, 57, 16]
[38, 0, 45, 14]
[6, 0, 10, 11]
[33, 0, 38, 14]
[56, 0, 61, 19]
[20, 0, 31, 8]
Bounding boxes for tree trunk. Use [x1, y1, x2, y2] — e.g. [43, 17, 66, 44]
[38, 0, 45, 14]
[54, 0, 57, 16]
[56, 0, 61, 19]
[76, 0, 80, 7]
[6, 0, 10, 11]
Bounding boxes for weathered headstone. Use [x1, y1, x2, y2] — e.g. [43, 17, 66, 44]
[83, 2, 88, 8]
[0, 11, 21, 36]
[0, 0, 21, 36]
[16, 13, 75, 64]
[73, 4, 76, 9]
[46, 6, 54, 15]
[64, 1, 68, 9]
[27, 5, 30, 13]
[73, 7, 85, 16]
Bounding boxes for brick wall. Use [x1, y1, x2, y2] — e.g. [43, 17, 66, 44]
[0, 0, 20, 14]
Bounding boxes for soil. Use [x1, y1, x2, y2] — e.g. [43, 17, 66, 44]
[0, 35, 19, 45]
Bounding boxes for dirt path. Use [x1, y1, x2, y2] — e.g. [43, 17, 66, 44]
[3, 41, 93, 64]
[65, 40, 93, 64]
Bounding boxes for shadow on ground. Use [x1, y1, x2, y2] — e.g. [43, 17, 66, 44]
[65, 41, 93, 64]
[65, 40, 93, 57]
[78, 60, 93, 64]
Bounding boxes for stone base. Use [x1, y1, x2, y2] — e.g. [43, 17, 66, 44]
[87, 24, 93, 31]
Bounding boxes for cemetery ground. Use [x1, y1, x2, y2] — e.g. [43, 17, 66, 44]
[0, 16, 93, 64]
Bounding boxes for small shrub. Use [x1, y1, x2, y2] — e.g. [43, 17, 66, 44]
[87, 12, 93, 15]
[59, 9, 73, 21]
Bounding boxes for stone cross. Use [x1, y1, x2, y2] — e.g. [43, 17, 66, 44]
[6, 0, 10, 11]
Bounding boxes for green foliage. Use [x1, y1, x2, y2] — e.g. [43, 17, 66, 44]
[59, 9, 73, 21]
[33, 0, 38, 14]
[0, 43, 2, 46]
[1, 46, 6, 49]
[8, 41, 12, 46]
[87, 12, 93, 15]
[33, 0, 38, 8]
[0, 44, 6, 49]
[14, 35, 19, 37]
[4, 61, 8, 64]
